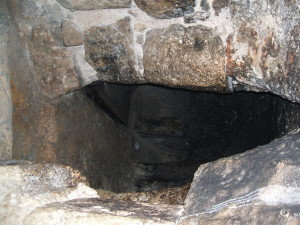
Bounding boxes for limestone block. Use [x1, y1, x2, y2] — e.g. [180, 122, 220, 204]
[143, 24, 226, 91]
[180, 129, 300, 224]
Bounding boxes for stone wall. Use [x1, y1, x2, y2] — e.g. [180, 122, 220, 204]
[6, 0, 300, 100]
[1, 0, 300, 190]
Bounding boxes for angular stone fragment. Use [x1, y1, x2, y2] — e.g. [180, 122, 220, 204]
[56, 0, 132, 11]
[29, 23, 80, 98]
[84, 17, 138, 83]
[180, 129, 300, 224]
[61, 20, 82, 46]
[143, 24, 226, 91]
[134, 0, 195, 19]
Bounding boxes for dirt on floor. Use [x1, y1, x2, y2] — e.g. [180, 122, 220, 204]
[97, 183, 191, 205]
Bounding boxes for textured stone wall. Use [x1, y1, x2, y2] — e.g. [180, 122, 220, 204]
[6, 0, 300, 100]
[3, 0, 300, 190]
[0, 1, 12, 160]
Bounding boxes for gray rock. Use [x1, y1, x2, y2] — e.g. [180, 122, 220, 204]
[83, 17, 138, 83]
[134, 0, 195, 19]
[180, 129, 300, 224]
[143, 24, 226, 91]
[61, 20, 82, 46]
[56, 0, 132, 11]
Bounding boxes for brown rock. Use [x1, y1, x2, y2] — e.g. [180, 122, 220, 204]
[29, 23, 80, 98]
[61, 20, 82, 46]
[143, 24, 226, 91]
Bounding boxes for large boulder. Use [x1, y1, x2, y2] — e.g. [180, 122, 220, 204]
[180, 129, 300, 224]
[0, 160, 98, 225]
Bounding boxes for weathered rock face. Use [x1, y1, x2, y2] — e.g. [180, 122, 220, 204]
[226, 0, 300, 102]
[0, 1, 12, 160]
[143, 24, 226, 90]
[134, 0, 195, 19]
[0, 160, 98, 225]
[56, 0, 132, 11]
[180, 129, 300, 224]
[1, 0, 300, 197]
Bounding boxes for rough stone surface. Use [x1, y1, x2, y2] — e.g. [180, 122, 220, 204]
[3, 0, 300, 198]
[84, 17, 139, 84]
[134, 0, 195, 19]
[4, 0, 299, 101]
[226, 0, 300, 102]
[0, 160, 98, 225]
[61, 20, 83, 46]
[56, 0, 132, 11]
[0, 1, 12, 159]
[29, 23, 80, 98]
[24, 199, 181, 225]
[143, 24, 226, 91]
[180, 129, 300, 224]
[53, 89, 134, 192]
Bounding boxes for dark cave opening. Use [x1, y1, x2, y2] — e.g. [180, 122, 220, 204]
[84, 82, 300, 192]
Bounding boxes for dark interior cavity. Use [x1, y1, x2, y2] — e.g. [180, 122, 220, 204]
[84, 82, 300, 192]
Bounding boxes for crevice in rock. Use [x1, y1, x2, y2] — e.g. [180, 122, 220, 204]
[83, 81, 300, 193]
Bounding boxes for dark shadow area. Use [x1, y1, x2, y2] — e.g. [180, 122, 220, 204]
[84, 82, 300, 192]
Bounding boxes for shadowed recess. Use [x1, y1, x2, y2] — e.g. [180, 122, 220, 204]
[83, 82, 300, 192]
